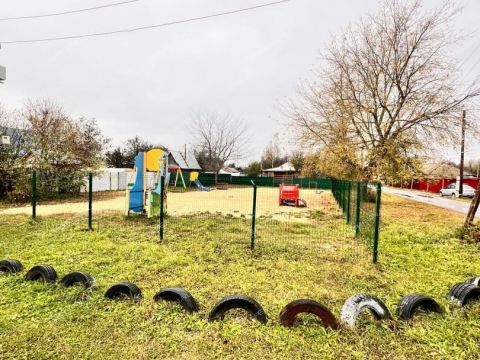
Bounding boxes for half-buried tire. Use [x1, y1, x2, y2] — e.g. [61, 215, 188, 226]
[340, 294, 391, 327]
[448, 282, 480, 307]
[153, 287, 199, 313]
[0, 259, 23, 274]
[25, 265, 57, 283]
[61, 272, 95, 289]
[208, 295, 267, 324]
[279, 299, 339, 329]
[466, 277, 480, 287]
[396, 294, 443, 320]
[105, 282, 143, 301]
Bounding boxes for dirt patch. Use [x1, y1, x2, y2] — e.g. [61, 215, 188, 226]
[0, 187, 341, 222]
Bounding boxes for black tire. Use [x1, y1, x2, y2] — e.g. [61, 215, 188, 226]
[466, 277, 480, 287]
[153, 287, 199, 313]
[208, 295, 267, 324]
[340, 294, 391, 327]
[396, 294, 443, 320]
[60, 271, 95, 289]
[279, 299, 339, 329]
[25, 265, 57, 283]
[105, 282, 143, 301]
[0, 259, 24, 274]
[448, 282, 480, 307]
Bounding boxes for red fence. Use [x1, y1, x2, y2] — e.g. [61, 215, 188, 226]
[395, 178, 479, 194]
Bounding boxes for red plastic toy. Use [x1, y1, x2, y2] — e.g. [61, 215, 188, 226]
[279, 184, 306, 207]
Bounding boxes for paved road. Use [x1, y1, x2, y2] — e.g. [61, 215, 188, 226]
[383, 187, 479, 219]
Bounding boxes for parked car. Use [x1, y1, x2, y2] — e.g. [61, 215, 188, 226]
[439, 183, 475, 198]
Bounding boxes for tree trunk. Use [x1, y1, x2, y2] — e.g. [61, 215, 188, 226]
[214, 172, 218, 185]
[464, 180, 480, 228]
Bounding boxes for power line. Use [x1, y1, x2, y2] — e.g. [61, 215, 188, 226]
[0, 0, 141, 21]
[0, 0, 292, 45]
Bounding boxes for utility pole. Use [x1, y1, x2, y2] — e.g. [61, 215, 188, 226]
[459, 110, 466, 196]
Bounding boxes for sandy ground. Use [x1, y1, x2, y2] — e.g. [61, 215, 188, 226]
[0, 187, 339, 221]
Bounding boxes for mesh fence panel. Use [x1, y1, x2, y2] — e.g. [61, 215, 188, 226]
[254, 186, 361, 257]
[33, 170, 89, 220]
[164, 183, 253, 244]
[1, 171, 381, 262]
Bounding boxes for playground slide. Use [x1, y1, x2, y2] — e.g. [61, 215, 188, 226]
[194, 179, 211, 192]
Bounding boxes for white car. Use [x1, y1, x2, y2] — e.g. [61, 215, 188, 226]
[439, 184, 475, 198]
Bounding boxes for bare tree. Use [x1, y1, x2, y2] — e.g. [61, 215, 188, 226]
[191, 111, 248, 183]
[465, 159, 480, 178]
[0, 104, 30, 199]
[261, 133, 287, 169]
[286, 0, 479, 181]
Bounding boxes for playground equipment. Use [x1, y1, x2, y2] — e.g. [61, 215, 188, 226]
[194, 179, 211, 192]
[278, 184, 306, 207]
[169, 165, 187, 189]
[168, 151, 202, 188]
[125, 148, 207, 216]
[125, 149, 170, 217]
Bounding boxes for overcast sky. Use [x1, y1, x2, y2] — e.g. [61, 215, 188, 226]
[0, 0, 479, 165]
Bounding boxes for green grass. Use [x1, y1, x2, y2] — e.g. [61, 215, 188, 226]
[1, 194, 480, 359]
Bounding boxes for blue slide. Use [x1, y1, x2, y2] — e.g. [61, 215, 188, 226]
[194, 179, 211, 192]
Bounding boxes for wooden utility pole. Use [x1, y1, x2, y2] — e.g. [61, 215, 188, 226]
[459, 110, 466, 196]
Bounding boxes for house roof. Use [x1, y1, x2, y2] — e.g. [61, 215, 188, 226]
[423, 162, 472, 178]
[219, 166, 240, 174]
[263, 162, 296, 173]
[169, 151, 202, 171]
[184, 151, 202, 170]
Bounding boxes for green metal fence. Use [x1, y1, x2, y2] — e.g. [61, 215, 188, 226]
[19, 171, 381, 262]
[331, 180, 382, 262]
[163, 175, 382, 263]
[198, 173, 332, 189]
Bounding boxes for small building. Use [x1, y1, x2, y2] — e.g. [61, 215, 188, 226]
[0, 127, 23, 147]
[262, 162, 298, 177]
[168, 151, 202, 186]
[219, 166, 244, 176]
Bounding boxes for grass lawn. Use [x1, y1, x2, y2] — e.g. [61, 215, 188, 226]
[1, 194, 480, 359]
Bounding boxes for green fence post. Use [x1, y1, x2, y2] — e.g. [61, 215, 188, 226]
[346, 181, 351, 223]
[355, 182, 361, 237]
[250, 180, 257, 251]
[339, 182, 343, 209]
[88, 173, 93, 230]
[160, 175, 165, 241]
[373, 183, 382, 263]
[32, 170, 37, 219]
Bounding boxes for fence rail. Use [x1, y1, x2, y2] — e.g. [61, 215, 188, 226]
[7, 171, 382, 263]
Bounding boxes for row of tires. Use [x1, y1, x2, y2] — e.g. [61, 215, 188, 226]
[2, 259, 480, 328]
